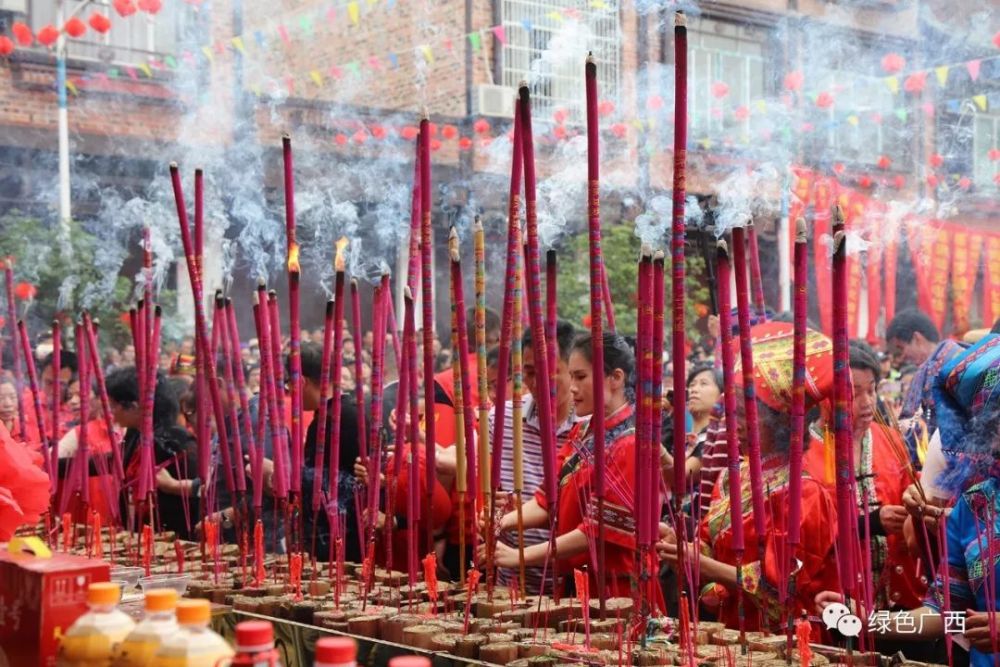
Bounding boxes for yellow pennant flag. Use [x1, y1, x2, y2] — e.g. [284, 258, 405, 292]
[973, 95, 988, 111]
[547, 10, 564, 22]
[250, 84, 262, 97]
[631, 118, 644, 130]
[138, 63, 152, 78]
[589, 0, 607, 8]
[231, 36, 245, 54]
[884, 76, 899, 94]
[420, 45, 434, 64]
[699, 139, 713, 150]
[201, 46, 214, 62]
[934, 66, 949, 87]
[847, 115, 859, 126]
[348, 1, 360, 25]
[754, 99, 767, 113]
[310, 70, 323, 86]
[65, 80, 78, 96]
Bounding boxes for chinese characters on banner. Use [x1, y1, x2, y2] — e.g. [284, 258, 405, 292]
[951, 227, 983, 335]
[906, 223, 952, 335]
[984, 235, 1000, 328]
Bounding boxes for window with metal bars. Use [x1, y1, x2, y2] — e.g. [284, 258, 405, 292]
[21, 0, 191, 66]
[498, 0, 620, 125]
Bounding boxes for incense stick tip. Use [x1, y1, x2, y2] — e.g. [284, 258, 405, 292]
[716, 239, 729, 255]
[653, 249, 665, 262]
[586, 52, 595, 65]
[404, 285, 413, 301]
[350, 277, 359, 288]
[795, 218, 807, 242]
[832, 203, 845, 226]
[256, 277, 267, 289]
[473, 216, 483, 232]
[640, 243, 653, 259]
[448, 227, 460, 261]
[154, 305, 162, 316]
[674, 11, 687, 27]
[168, 161, 179, 170]
[282, 132, 291, 143]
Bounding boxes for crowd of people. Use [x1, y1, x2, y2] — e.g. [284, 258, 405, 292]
[2, 303, 1000, 665]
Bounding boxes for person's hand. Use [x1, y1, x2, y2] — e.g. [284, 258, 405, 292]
[813, 591, 860, 616]
[656, 536, 696, 567]
[880, 505, 908, 535]
[707, 314, 720, 339]
[260, 457, 275, 492]
[964, 612, 1000, 652]
[486, 540, 519, 568]
[155, 467, 181, 495]
[902, 483, 944, 532]
[354, 457, 369, 485]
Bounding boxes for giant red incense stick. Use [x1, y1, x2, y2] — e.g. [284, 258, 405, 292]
[747, 221, 766, 319]
[350, 280, 368, 461]
[402, 287, 420, 590]
[85, 316, 123, 483]
[585, 54, 609, 614]
[3, 260, 25, 438]
[283, 135, 304, 502]
[226, 300, 259, 506]
[52, 321, 62, 496]
[491, 102, 522, 493]
[448, 242, 468, 584]
[418, 118, 436, 555]
[474, 218, 489, 502]
[787, 219, 808, 561]
[255, 283, 287, 503]
[192, 169, 210, 516]
[19, 320, 53, 498]
[77, 322, 90, 507]
[266, 292, 290, 499]
[327, 240, 348, 534]
[650, 252, 665, 543]
[312, 299, 335, 514]
[831, 206, 858, 604]
[730, 226, 766, 551]
[716, 240, 746, 633]
[366, 276, 390, 561]
[215, 294, 247, 497]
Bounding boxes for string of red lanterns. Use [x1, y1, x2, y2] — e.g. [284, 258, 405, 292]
[0, 0, 160, 55]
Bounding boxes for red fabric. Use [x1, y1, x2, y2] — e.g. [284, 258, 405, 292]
[733, 322, 834, 412]
[382, 442, 454, 569]
[984, 234, 1000, 327]
[700, 458, 840, 631]
[803, 425, 926, 609]
[812, 178, 836, 335]
[950, 226, 984, 335]
[58, 419, 117, 525]
[0, 421, 50, 540]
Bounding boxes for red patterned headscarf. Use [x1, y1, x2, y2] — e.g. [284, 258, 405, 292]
[734, 322, 834, 412]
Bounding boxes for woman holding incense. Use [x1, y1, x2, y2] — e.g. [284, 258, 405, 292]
[108, 366, 200, 538]
[803, 341, 924, 614]
[817, 333, 1000, 666]
[659, 322, 840, 633]
[483, 332, 657, 602]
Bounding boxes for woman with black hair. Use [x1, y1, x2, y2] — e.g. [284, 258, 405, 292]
[106, 366, 199, 539]
[484, 332, 656, 601]
[658, 322, 840, 634]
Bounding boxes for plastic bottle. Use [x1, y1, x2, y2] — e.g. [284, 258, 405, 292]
[227, 620, 282, 666]
[58, 582, 136, 667]
[313, 637, 357, 667]
[152, 599, 234, 667]
[112, 589, 179, 667]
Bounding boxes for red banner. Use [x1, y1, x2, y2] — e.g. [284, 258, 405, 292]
[866, 239, 882, 344]
[884, 236, 898, 325]
[984, 234, 1000, 328]
[907, 222, 952, 334]
[949, 225, 983, 335]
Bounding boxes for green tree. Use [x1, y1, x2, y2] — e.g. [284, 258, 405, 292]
[0, 213, 167, 349]
[555, 223, 710, 337]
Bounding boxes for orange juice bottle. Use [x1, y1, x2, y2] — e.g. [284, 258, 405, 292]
[152, 599, 233, 667]
[57, 582, 136, 667]
[112, 589, 179, 666]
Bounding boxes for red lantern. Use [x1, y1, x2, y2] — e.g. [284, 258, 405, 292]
[870, 113, 883, 125]
[958, 176, 971, 190]
[36, 25, 59, 48]
[0, 36, 13, 57]
[832, 163, 845, 175]
[881, 53, 905, 74]
[553, 125, 567, 140]
[783, 70, 804, 92]
[441, 124, 458, 140]
[88, 12, 112, 34]
[427, 122, 438, 137]
[14, 282, 36, 301]
[119, 312, 132, 327]
[11, 22, 33, 46]
[994, 173, 1000, 187]
[458, 137, 473, 151]
[988, 148, 1000, 162]
[473, 118, 490, 135]
[929, 153, 944, 168]
[598, 100, 615, 117]
[903, 72, 926, 94]
[610, 123, 627, 139]
[370, 125, 387, 140]
[430, 139, 442, 152]
[113, 0, 137, 17]
[711, 81, 729, 99]
[352, 130, 367, 144]
[64, 17, 87, 38]
[993, 31, 1000, 49]
[553, 108, 568, 124]
[138, 0, 162, 13]
[335, 134, 348, 145]
[926, 174, 939, 188]
[858, 175, 873, 189]
[815, 92, 834, 109]
[582, 313, 592, 328]
[877, 155, 892, 170]
[733, 106, 749, 121]
[400, 125, 419, 140]
[892, 175, 905, 189]
[646, 95, 664, 111]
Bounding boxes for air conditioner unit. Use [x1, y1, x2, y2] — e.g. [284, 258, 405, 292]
[476, 84, 516, 119]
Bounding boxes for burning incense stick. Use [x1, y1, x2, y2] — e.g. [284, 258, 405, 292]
[650, 252, 665, 544]
[786, 220, 808, 612]
[225, 300, 259, 506]
[585, 54, 609, 614]
[474, 218, 490, 501]
[254, 283, 287, 503]
[328, 239, 348, 518]
[19, 320, 53, 497]
[448, 248, 468, 584]
[747, 221, 766, 319]
[418, 118, 436, 555]
[403, 287, 420, 590]
[831, 206, 858, 604]
[350, 280, 368, 461]
[313, 299, 335, 514]
[512, 242, 527, 595]
[730, 226, 766, 557]
[283, 136, 304, 502]
[366, 275, 390, 560]
[636, 248, 653, 552]
[215, 294, 247, 496]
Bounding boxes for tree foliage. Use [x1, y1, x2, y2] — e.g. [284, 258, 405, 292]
[555, 223, 711, 337]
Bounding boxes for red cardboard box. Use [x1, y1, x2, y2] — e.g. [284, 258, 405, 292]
[0, 537, 109, 667]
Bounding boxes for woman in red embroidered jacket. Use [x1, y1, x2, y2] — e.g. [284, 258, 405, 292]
[485, 332, 655, 600]
[658, 322, 841, 633]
